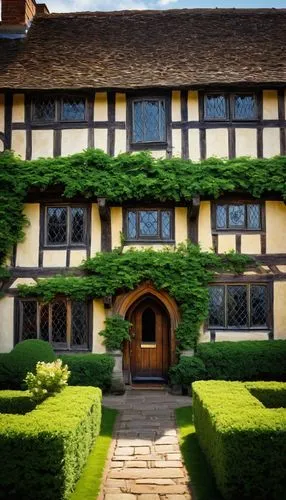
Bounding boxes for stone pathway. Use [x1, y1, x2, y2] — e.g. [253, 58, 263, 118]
[101, 389, 192, 500]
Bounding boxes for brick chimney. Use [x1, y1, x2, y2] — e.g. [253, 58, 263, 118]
[1, 0, 42, 26]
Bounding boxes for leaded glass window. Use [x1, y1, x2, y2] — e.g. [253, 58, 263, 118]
[142, 308, 156, 343]
[45, 206, 87, 247]
[215, 203, 261, 231]
[126, 208, 173, 241]
[62, 97, 86, 121]
[204, 95, 227, 120]
[132, 99, 166, 143]
[32, 97, 56, 121]
[19, 300, 89, 350]
[234, 95, 257, 120]
[209, 284, 268, 329]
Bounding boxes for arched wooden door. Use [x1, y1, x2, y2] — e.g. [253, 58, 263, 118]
[126, 297, 169, 382]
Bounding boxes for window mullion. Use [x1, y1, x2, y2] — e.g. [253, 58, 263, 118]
[48, 303, 53, 344]
[225, 285, 228, 328]
[67, 300, 72, 349]
[67, 207, 71, 246]
[158, 210, 162, 239]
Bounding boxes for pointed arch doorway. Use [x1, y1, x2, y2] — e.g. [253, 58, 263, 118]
[113, 283, 180, 383]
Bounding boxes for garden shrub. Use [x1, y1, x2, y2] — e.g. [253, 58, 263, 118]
[196, 340, 286, 381]
[99, 314, 131, 351]
[0, 390, 36, 414]
[60, 354, 114, 392]
[25, 359, 70, 402]
[246, 381, 286, 408]
[0, 340, 56, 389]
[0, 386, 102, 500]
[193, 380, 286, 500]
[169, 356, 207, 387]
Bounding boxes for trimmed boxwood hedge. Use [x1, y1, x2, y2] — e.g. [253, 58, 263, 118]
[0, 390, 36, 414]
[246, 381, 286, 408]
[196, 340, 286, 381]
[60, 354, 114, 392]
[0, 386, 102, 500]
[193, 380, 286, 500]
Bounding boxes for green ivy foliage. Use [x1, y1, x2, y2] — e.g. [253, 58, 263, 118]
[99, 315, 132, 351]
[1, 149, 286, 267]
[19, 245, 253, 348]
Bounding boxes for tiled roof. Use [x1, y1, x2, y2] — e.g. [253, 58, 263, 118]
[0, 9, 285, 90]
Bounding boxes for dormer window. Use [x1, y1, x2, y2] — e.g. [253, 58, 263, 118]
[131, 97, 167, 145]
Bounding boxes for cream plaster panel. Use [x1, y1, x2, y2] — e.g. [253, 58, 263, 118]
[90, 204, 101, 256]
[263, 128, 280, 158]
[241, 234, 261, 254]
[0, 297, 14, 353]
[94, 129, 108, 153]
[188, 91, 199, 121]
[111, 207, 123, 249]
[277, 265, 286, 273]
[12, 130, 26, 158]
[43, 250, 66, 267]
[175, 208, 188, 245]
[115, 129, 127, 156]
[172, 129, 181, 157]
[172, 91, 181, 121]
[10, 278, 37, 288]
[274, 281, 286, 339]
[266, 201, 286, 253]
[244, 271, 258, 275]
[12, 94, 25, 123]
[150, 150, 166, 159]
[235, 128, 257, 157]
[206, 128, 228, 158]
[218, 234, 236, 253]
[0, 94, 4, 131]
[198, 201, 213, 251]
[189, 129, 200, 161]
[69, 250, 87, 267]
[32, 130, 54, 159]
[61, 129, 88, 156]
[0, 139, 4, 152]
[263, 90, 278, 119]
[94, 92, 108, 121]
[92, 299, 107, 353]
[213, 331, 269, 342]
[16, 204, 39, 267]
[115, 93, 126, 121]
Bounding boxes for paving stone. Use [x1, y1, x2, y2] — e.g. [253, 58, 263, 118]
[105, 479, 127, 488]
[105, 495, 136, 500]
[154, 461, 183, 468]
[114, 454, 161, 461]
[137, 495, 160, 500]
[155, 436, 178, 445]
[117, 439, 152, 447]
[110, 461, 124, 468]
[109, 468, 184, 479]
[125, 461, 148, 468]
[104, 488, 122, 494]
[129, 484, 187, 495]
[167, 453, 181, 460]
[134, 446, 151, 455]
[135, 478, 175, 485]
[115, 447, 134, 456]
[165, 496, 192, 500]
[155, 444, 179, 453]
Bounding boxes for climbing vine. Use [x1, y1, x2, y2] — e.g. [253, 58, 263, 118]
[19, 244, 253, 349]
[1, 149, 286, 267]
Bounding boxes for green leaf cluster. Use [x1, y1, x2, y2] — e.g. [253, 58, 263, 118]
[99, 314, 132, 351]
[19, 244, 253, 348]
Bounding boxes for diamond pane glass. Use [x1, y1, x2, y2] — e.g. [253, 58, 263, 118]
[209, 287, 225, 327]
[139, 211, 158, 237]
[47, 207, 67, 244]
[205, 95, 227, 120]
[127, 211, 137, 239]
[51, 301, 67, 344]
[62, 98, 85, 121]
[234, 95, 256, 120]
[216, 205, 227, 229]
[71, 207, 85, 244]
[21, 301, 37, 340]
[72, 302, 88, 347]
[133, 100, 165, 142]
[247, 204, 261, 230]
[40, 304, 49, 342]
[251, 285, 267, 327]
[229, 205, 246, 228]
[161, 211, 171, 239]
[33, 97, 55, 121]
[227, 286, 248, 327]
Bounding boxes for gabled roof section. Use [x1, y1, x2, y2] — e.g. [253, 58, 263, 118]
[0, 8, 285, 90]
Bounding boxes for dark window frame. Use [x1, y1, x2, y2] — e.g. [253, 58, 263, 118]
[16, 298, 91, 351]
[42, 204, 90, 250]
[31, 94, 87, 123]
[203, 92, 258, 122]
[127, 92, 170, 151]
[211, 200, 265, 234]
[208, 283, 271, 330]
[123, 207, 175, 244]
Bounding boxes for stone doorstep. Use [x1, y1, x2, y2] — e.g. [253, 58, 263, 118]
[109, 468, 184, 479]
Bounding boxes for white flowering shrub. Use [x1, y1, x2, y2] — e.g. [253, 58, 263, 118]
[25, 359, 70, 402]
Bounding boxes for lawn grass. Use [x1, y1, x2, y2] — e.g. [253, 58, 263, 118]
[176, 406, 223, 500]
[70, 406, 118, 500]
